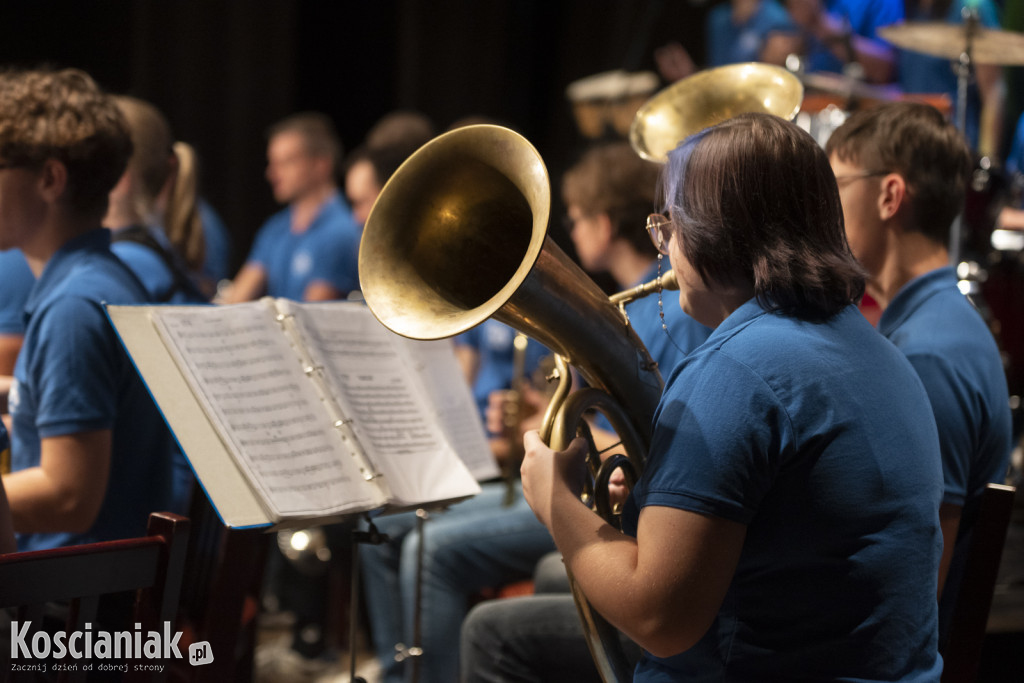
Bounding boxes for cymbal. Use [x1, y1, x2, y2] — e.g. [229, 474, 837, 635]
[630, 62, 803, 163]
[879, 22, 1024, 65]
[797, 70, 900, 104]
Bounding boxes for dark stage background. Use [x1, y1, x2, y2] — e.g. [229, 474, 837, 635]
[0, 0, 708, 274]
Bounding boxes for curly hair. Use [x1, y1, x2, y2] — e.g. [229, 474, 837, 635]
[662, 113, 866, 319]
[0, 68, 132, 219]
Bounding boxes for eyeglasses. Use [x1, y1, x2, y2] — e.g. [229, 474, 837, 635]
[833, 170, 890, 188]
[647, 213, 673, 256]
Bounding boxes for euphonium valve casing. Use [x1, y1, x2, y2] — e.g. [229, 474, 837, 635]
[359, 124, 664, 446]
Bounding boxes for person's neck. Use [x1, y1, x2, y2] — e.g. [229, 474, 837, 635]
[102, 198, 143, 232]
[731, 0, 760, 24]
[866, 229, 949, 310]
[290, 184, 336, 234]
[21, 211, 101, 277]
[608, 244, 657, 290]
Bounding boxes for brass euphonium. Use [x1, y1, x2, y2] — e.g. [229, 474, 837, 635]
[359, 123, 667, 451]
[358, 124, 671, 682]
[359, 62, 804, 681]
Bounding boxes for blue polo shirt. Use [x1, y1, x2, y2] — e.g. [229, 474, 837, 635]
[247, 192, 361, 300]
[9, 229, 178, 551]
[624, 260, 712, 378]
[111, 224, 206, 304]
[706, 0, 795, 67]
[199, 198, 232, 284]
[625, 300, 943, 682]
[805, 0, 904, 75]
[879, 266, 1011, 641]
[455, 320, 550, 426]
[0, 249, 34, 335]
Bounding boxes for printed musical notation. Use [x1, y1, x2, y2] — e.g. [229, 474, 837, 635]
[281, 300, 496, 500]
[126, 298, 486, 524]
[154, 303, 379, 517]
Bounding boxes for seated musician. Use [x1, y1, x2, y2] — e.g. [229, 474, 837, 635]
[826, 101, 1012, 646]
[0, 68, 180, 551]
[361, 140, 709, 683]
[464, 113, 944, 681]
[762, 0, 903, 84]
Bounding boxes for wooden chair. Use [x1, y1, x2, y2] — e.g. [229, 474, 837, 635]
[941, 483, 1017, 683]
[169, 492, 268, 683]
[0, 512, 190, 683]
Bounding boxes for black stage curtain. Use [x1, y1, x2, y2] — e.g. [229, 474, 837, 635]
[0, 0, 706, 274]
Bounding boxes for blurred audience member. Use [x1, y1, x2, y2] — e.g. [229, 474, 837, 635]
[104, 95, 208, 303]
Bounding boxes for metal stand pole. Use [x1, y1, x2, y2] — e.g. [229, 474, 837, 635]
[950, 8, 980, 266]
[394, 508, 429, 683]
[350, 517, 390, 683]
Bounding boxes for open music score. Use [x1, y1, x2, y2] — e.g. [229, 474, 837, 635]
[107, 299, 496, 529]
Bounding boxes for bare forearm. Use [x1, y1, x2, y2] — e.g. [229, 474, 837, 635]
[544, 484, 651, 638]
[543, 486, 714, 656]
[2, 431, 111, 534]
[847, 37, 896, 84]
[3, 467, 97, 533]
[221, 264, 267, 304]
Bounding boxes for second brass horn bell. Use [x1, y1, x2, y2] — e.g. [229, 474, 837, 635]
[630, 62, 804, 163]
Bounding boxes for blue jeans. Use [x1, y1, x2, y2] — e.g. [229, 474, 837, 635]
[460, 595, 600, 683]
[360, 481, 557, 683]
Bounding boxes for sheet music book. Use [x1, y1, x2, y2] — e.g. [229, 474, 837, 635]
[106, 299, 497, 529]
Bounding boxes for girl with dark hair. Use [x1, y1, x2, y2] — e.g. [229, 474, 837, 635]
[513, 113, 945, 681]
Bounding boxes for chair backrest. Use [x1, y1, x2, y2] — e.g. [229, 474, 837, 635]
[941, 483, 1017, 683]
[0, 512, 190, 683]
[170, 491, 269, 683]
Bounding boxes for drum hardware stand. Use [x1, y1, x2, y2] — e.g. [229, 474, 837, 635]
[349, 515, 390, 683]
[393, 507, 429, 683]
[950, 7, 980, 266]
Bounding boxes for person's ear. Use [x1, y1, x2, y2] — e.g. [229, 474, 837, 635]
[877, 173, 906, 222]
[37, 159, 69, 204]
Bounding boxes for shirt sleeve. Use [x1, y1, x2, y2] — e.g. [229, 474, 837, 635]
[636, 353, 794, 525]
[28, 296, 121, 437]
[902, 351, 973, 506]
[305, 228, 361, 295]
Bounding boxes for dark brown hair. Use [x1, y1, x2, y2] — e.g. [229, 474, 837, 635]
[825, 102, 972, 244]
[562, 141, 661, 256]
[0, 68, 132, 219]
[663, 113, 865, 319]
